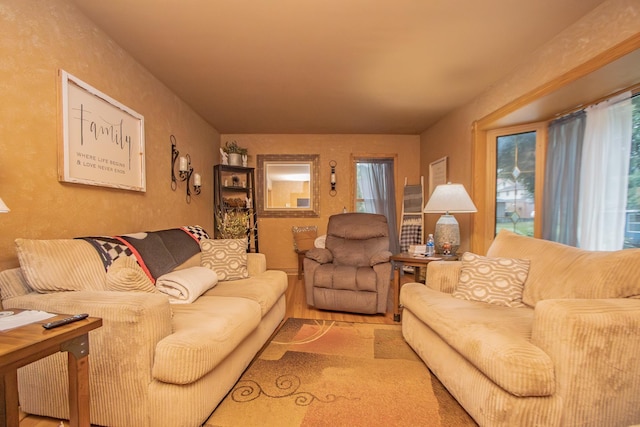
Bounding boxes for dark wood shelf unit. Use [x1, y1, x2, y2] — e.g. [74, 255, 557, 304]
[213, 164, 258, 252]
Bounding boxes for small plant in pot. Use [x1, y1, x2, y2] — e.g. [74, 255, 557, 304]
[216, 209, 250, 239]
[223, 141, 248, 166]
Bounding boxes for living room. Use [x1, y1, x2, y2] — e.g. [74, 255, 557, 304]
[1, 0, 639, 275]
[2, 1, 640, 426]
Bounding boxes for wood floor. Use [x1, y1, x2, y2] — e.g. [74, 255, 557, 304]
[19, 273, 405, 426]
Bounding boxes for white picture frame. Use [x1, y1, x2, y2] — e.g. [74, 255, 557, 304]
[429, 156, 447, 197]
[59, 70, 146, 192]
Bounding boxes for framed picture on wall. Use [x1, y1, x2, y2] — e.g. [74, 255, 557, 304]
[58, 70, 146, 192]
[429, 156, 447, 197]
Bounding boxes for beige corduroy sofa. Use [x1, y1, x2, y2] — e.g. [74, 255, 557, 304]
[401, 230, 640, 427]
[0, 227, 287, 427]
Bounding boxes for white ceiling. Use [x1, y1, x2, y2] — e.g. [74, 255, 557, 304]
[71, 0, 607, 134]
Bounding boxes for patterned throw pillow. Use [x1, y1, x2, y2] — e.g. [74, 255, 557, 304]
[200, 239, 249, 281]
[452, 252, 530, 307]
[293, 229, 317, 251]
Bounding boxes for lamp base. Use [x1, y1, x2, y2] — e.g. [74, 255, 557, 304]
[434, 214, 460, 255]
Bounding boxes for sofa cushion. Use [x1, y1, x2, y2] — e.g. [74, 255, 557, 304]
[204, 270, 288, 316]
[312, 264, 377, 292]
[153, 296, 261, 385]
[487, 230, 640, 306]
[401, 282, 555, 397]
[324, 213, 389, 268]
[200, 239, 249, 281]
[15, 238, 107, 292]
[452, 252, 529, 307]
[106, 256, 158, 293]
[0, 268, 32, 300]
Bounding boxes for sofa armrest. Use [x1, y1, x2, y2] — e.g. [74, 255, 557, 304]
[4, 290, 172, 363]
[247, 252, 267, 276]
[532, 298, 640, 426]
[305, 247, 333, 264]
[425, 261, 462, 293]
[4, 290, 172, 424]
[370, 250, 392, 266]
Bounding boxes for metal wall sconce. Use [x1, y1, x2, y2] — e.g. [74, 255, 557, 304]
[329, 160, 337, 196]
[171, 135, 180, 190]
[170, 135, 201, 203]
[180, 154, 202, 203]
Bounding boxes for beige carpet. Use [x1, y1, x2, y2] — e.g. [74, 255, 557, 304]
[205, 318, 477, 427]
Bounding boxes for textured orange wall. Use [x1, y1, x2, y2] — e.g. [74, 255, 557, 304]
[420, 0, 640, 252]
[221, 134, 421, 272]
[0, 1, 219, 269]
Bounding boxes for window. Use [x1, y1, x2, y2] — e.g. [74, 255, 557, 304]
[624, 94, 640, 248]
[352, 155, 397, 214]
[486, 123, 546, 241]
[351, 154, 400, 253]
[484, 93, 640, 250]
[495, 131, 536, 237]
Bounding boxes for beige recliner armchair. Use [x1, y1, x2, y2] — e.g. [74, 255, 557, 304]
[303, 212, 392, 314]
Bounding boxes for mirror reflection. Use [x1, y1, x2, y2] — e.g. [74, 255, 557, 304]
[257, 154, 319, 218]
[266, 163, 311, 209]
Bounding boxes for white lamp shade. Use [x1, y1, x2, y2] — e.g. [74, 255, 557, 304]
[423, 183, 477, 213]
[0, 197, 9, 213]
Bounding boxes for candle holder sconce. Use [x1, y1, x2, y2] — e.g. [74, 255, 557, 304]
[329, 160, 337, 196]
[171, 135, 180, 191]
[171, 135, 201, 203]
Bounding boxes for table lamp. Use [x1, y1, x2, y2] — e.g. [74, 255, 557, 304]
[423, 183, 476, 254]
[0, 197, 9, 213]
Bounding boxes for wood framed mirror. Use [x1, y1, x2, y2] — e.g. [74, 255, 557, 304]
[257, 154, 320, 218]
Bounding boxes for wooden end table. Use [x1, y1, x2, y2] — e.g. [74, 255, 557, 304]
[0, 310, 102, 427]
[390, 253, 458, 322]
[295, 249, 308, 280]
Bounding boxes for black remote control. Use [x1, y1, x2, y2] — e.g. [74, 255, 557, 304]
[42, 313, 89, 330]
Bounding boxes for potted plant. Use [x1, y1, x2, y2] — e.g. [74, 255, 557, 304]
[216, 209, 250, 239]
[223, 141, 248, 166]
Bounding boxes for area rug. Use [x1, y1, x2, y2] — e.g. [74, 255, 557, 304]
[204, 318, 477, 427]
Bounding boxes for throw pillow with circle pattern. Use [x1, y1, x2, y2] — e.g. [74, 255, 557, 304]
[452, 252, 530, 307]
[200, 239, 249, 281]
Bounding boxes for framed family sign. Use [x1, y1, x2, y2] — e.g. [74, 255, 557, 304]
[58, 70, 146, 192]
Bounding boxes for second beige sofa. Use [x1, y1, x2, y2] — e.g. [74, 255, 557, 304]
[401, 230, 640, 427]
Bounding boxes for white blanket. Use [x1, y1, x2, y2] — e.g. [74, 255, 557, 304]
[156, 267, 218, 304]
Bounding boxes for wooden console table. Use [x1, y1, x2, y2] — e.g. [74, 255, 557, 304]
[390, 253, 458, 322]
[0, 311, 102, 427]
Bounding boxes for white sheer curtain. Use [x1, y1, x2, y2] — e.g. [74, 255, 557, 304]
[578, 92, 633, 250]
